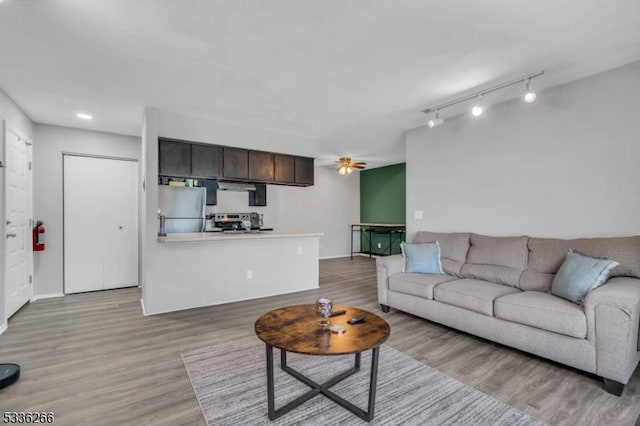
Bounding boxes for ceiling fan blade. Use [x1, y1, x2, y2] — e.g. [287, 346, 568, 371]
[352, 162, 367, 166]
[353, 165, 366, 169]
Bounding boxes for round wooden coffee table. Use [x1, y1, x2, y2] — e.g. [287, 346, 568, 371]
[255, 304, 390, 422]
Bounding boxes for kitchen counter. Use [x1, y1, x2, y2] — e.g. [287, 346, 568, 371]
[158, 231, 323, 243]
[143, 230, 323, 315]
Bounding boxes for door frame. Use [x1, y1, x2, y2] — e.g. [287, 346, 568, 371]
[3, 120, 34, 321]
[62, 152, 139, 294]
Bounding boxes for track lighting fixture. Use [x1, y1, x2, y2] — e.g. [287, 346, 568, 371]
[421, 71, 544, 128]
[523, 79, 537, 103]
[427, 110, 444, 128]
[471, 96, 483, 117]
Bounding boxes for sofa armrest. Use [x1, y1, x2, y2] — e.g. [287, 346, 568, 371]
[376, 254, 404, 306]
[584, 277, 640, 383]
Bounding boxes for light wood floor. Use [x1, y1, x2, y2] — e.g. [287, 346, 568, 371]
[1, 257, 639, 425]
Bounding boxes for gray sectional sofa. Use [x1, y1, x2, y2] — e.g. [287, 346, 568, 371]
[376, 231, 640, 396]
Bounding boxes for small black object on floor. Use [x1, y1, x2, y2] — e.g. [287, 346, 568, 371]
[0, 364, 20, 389]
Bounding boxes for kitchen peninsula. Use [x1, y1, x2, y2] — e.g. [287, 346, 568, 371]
[142, 230, 323, 314]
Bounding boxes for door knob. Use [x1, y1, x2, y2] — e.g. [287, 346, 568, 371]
[6, 233, 16, 238]
[6, 220, 12, 225]
[119, 226, 123, 230]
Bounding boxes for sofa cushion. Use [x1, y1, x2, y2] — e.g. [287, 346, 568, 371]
[433, 278, 520, 316]
[413, 232, 470, 277]
[551, 250, 619, 304]
[523, 236, 640, 292]
[461, 234, 528, 288]
[400, 241, 443, 274]
[494, 291, 587, 338]
[389, 273, 457, 300]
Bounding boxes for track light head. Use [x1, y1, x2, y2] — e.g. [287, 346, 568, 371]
[524, 79, 537, 103]
[427, 118, 444, 128]
[471, 96, 484, 117]
[427, 111, 444, 128]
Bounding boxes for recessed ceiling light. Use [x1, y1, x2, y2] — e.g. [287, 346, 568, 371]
[77, 113, 93, 120]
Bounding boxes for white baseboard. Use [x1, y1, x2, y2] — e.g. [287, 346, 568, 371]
[320, 253, 380, 260]
[320, 254, 351, 260]
[31, 293, 64, 301]
[0, 322, 7, 336]
[320, 253, 377, 260]
[140, 298, 147, 316]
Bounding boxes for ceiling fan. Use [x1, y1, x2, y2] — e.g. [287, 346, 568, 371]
[336, 157, 367, 175]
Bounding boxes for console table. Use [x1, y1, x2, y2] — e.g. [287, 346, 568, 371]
[350, 223, 406, 259]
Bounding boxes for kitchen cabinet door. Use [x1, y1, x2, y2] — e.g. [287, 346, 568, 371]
[294, 156, 314, 186]
[192, 144, 223, 178]
[249, 183, 267, 206]
[159, 139, 191, 176]
[274, 154, 295, 183]
[249, 150, 274, 182]
[223, 147, 249, 179]
[201, 180, 218, 205]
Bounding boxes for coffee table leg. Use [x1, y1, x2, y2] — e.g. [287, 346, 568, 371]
[266, 344, 276, 420]
[265, 345, 380, 422]
[367, 346, 380, 421]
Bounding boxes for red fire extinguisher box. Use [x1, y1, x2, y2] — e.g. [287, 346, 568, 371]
[33, 221, 45, 251]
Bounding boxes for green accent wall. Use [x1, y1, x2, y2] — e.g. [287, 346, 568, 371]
[360, 163, 406, 255]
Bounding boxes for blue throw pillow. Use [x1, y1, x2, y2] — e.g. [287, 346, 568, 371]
[400, 241, 443, 274]
[551, 249, 619, 304]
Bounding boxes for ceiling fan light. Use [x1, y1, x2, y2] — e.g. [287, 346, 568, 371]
[346, 167, 353, 174]
[338, 166, 347, 175]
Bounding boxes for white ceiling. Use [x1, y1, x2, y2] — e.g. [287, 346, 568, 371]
[1, 1, 639, 167]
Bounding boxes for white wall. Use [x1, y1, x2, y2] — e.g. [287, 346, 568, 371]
[0, 88, 34, 327]
[33, 124, 140, 296]
[405, 60, 640, 240]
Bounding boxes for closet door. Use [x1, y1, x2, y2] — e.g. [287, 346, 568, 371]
[63, 155, 138, 293]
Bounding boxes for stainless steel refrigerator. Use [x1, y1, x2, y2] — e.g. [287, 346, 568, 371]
[158, 186, 206, 233]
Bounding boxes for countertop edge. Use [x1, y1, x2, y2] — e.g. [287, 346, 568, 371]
[157, 232, 324, 243]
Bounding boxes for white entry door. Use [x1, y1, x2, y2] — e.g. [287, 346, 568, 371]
[4, 125, 32, 318]
[63, 155, 138, 294]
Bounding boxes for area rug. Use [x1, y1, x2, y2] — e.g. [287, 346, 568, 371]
[182, 337, 544, 426]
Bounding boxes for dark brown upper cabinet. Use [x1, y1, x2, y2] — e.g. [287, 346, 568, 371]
[200, 180, 218, 205]
[274, 154, 295, 184]
[294, 156, 314, 186]
[248, 151, 274, 182]
[223, 147, 249, 180]
[248, 183, 267, 207]
[159, 139, 191, 177]
[191, 144, 223, 179]
[159, 137, 314, 186]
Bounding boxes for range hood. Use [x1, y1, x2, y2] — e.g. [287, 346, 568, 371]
[217, 182, 256, 192]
